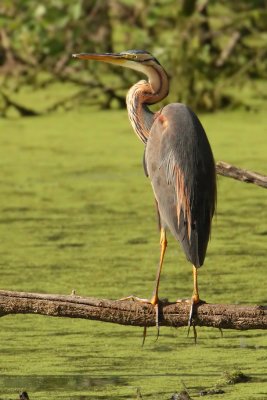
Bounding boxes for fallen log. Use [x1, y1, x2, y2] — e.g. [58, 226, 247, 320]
[216, 161, 267, 189]
[0, 290, 266, 330]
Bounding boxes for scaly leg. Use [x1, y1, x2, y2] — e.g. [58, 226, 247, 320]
[120, 228, 167, 344]
[188, 265, 200, 343]
[192, 264, 200, 304]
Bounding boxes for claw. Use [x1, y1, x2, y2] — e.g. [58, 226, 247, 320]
[150, 294, 161, 340]
[187, 300, 196, 339]
[120, 295, 161, 344]
[155, 303, 160, 341]
[187, 301, 194, 336]
[142, 326, 147, 347]
[141, 303, 160, 346]
[187, 299, 198, 344]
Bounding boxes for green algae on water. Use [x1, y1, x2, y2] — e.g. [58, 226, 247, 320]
[0, 108, 266, 399]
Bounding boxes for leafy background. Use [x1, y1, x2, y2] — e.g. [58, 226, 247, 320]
[0, 0, 267, 114]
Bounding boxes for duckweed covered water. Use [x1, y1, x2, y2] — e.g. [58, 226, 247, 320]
[0, 108, 266, 399]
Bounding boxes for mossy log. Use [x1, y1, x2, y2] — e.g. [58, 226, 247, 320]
[0, 290, 266, 330]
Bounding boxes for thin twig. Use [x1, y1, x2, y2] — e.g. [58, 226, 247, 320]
[216, 161, 267, 189]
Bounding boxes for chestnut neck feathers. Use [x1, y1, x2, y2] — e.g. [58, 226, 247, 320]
[126, 63, 169, 143]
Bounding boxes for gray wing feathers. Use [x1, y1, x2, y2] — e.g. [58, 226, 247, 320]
[146, 103, 216, 267]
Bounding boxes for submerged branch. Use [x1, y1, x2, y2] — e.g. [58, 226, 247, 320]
[0, 290, 266, 330]
[216, 161, 267, 189]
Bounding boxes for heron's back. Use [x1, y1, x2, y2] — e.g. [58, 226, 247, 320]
[145, 103, 216, 267]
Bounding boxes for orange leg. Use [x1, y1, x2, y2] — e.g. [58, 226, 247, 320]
[151, 228, 167, 305]
[192, 265, 200, 304]
[120, 228, 167, 344]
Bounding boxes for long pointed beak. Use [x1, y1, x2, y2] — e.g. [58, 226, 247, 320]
[72, 53, 126, 66]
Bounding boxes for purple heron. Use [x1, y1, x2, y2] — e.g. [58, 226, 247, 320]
[72, 50, 216, 337]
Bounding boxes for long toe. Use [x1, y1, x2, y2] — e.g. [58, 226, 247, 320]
[120, 295, 161, 343]
[187, 297, 206, 343]
[150, 295, 161, 338]
[187, 300, 198, 343]
[119, 295, 151, 303]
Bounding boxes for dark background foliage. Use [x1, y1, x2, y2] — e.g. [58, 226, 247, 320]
[0, 0, 266, 115]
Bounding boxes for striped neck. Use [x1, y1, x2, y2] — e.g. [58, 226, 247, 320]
[126, 64, 169, 144]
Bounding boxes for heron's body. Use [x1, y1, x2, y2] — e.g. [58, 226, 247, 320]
[73, 49, 217, 334]
[145, 103, 216, 267]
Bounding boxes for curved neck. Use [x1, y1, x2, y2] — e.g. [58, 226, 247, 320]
[126, 64, 169, 144]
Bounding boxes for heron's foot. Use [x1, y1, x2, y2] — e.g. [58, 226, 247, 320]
[150, 295, 160, 341]
[176, 296, 206, 344]
[175, 296, 205, 307]
[188, 295, 206, 344]
[149, 296, 170, 340]
[120, 295, 162, 344]
[175, 297, 197, 342]
[141, 296, 160, 346]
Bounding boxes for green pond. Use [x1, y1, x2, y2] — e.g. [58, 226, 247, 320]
[0, 106, 266, 399]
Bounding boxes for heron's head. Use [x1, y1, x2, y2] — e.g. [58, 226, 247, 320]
[73, 49, 169, 107]
[72, 49, 162, 75]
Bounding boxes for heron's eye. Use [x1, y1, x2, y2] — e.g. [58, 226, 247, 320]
[124, 54, 137, 60]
